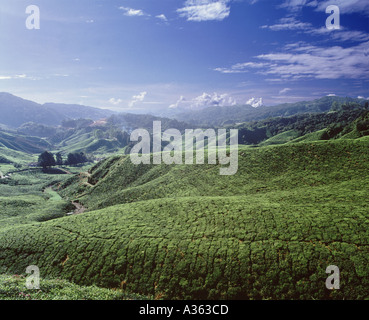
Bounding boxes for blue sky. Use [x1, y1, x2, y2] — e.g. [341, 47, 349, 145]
[0, 0, 368, 113]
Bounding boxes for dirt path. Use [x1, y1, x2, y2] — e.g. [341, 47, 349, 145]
[71, 201, 87, 215]
[56, 167, 73, 175]
[43, 186, 86, 215]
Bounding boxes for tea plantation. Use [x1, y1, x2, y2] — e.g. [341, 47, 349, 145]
[0, 274, 146, 300]
[0, 138, 369, 299]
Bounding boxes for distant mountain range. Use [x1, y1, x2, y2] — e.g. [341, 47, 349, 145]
[174, 96, 367, 126]
[0, 92, 367, 131]
[0, 92, 115, 128]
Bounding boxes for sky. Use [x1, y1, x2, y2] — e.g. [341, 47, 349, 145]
[0, 0, 368, 114]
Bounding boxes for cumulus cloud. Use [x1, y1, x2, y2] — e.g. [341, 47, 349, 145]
[246, 97, 263, 108]
[177, 0, 231, 22]
[119, 7, 147, 17]
[129, 91, 147, 107]
[109, 98, 123, 105]
[169, 96, 186, 109]
[169, 92, 237, 109]
[327, 93, 336, 96]
[193, 92, 237, 108]
[156, 14, 168, 21]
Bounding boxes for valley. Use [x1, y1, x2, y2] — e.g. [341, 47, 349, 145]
[0, 94, 368, 300]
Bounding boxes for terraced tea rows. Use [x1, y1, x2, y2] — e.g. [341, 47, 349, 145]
[1, 192, 368, 299]
[1, 139, 369, 299]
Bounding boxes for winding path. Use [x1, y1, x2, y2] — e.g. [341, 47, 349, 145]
[71, 201, 87, 214]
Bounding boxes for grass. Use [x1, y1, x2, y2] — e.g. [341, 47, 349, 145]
[0, 138, 368, 299]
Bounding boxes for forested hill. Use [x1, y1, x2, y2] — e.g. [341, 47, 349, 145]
[232, 101, 369, 145]
[173, 96, 367, 126]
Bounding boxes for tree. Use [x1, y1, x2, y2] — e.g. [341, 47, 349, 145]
[55, 152, 63, 166]
[65, 152, 88, 166]
[38, 151, 56, 169]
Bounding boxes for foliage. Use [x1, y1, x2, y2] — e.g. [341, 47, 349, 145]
[1, 139, 369, 299]
[38, 151, 56, 169]
[0, 274, 147, 300]
[233, 102, 366, 146]
[65, 152, 88, 166]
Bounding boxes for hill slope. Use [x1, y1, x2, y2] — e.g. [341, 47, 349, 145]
[1, 139, 368, 299]
[0, 130, 51, 154]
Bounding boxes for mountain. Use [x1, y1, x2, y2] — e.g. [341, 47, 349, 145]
[0, 93, 60, 128]
[174, 96, 367, 126]
[43, 103, 114, 122]
[0, 92, 115, 128]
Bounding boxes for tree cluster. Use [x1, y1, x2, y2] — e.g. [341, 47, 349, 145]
[38, 151, 89, 168]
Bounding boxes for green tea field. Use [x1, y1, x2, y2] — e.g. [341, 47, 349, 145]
[1, 138, 368, 299]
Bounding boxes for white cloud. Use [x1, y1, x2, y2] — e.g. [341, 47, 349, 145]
[169, 92, 237, 109]
[327, 93, 336, 96]
[280, 0, 369, 16]
[0, 74, 29, 80]
[177, 0, 231, 22]
[279, 88, 292, 95]
[279, 0, 310, 12]
[314, 0, 369, 16]
[169, 96, 186, 109]
[129, 91, 147, 107]
[256, 41, 369, 80]
[261, 17, 312, 31]
[156, 14, 168, 21]
[216, 41, 369, 80]
[262, 17, 369, 43]
[214, 62, 267, 73]
[312, 28, 369, 43]
[246, 97, 263, 108]
[193, 92, 236, 108]
[109, 98, 123, 105]
[119, 7, 147, 17]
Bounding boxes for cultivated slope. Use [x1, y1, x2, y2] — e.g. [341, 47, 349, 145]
[1, 139, 368, 299]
